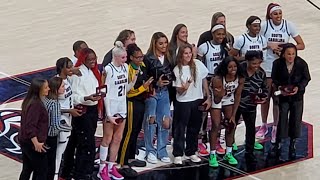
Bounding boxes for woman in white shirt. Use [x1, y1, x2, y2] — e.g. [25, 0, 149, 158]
[257, 3, 305, 143]
[172, 43, 211, 165]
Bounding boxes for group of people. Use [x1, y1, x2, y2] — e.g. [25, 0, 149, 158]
[18, 2, 311, 180]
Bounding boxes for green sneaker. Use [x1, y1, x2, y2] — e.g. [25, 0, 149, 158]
[232, 143, 238, 151]
[209, 154, 218, 167]
[223, 152, 238, 165]
[254, 141, 264, 150]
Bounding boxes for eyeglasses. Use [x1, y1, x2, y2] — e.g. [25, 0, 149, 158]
[133, 56, 144, 60]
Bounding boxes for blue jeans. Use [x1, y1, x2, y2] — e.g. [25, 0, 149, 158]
[143, 89, 171, 159]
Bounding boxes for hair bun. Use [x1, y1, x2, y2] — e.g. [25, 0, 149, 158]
[114, 41, 124, 48]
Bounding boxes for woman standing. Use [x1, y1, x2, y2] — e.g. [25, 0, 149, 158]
[257, 3, 305, 143]
[44, 77, 72, 180]
[143, 32, 173, 164]
[69, 48, 103, 180]
[117, 43, 152, 177]
[235, 50, 268, 162]
[271, 43, 311, 158]
[172, 43, 211, 165]
[230, 16, 267, 61]
[209, 57, 244, 167]
[18, 78, 50, 180]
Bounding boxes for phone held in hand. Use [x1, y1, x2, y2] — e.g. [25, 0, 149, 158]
[113, 113, 125, 124]
[74, 104, 87, 115]
[96, 85, 107, 97]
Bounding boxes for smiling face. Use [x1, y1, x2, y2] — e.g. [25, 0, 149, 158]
[270, 9, 282, 25]
[283, 47, 296, 63]
[115, 51, 127, 65]
[130, 50, 144, 66]
[124, 33, 136, 48]
[248, 23, 261, 35]
[212, 29, 226, 44]
[177, 26, 188, 43]
[216, 16, 226, 26]
[84, 52, 97, 68]
[227, 60, 237, 76]
[248, 58, 262, 71]
[182, 47, 193, 64]
[40, 81, 50, 97]
[156, 37, 168, 54]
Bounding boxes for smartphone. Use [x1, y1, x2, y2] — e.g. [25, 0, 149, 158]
[96, 85, 107, 97]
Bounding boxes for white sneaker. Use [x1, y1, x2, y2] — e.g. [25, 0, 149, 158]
[174, 156, 182, 165]
[186, 155, 201, 163]
[160, 156, 171, 163]
[147, 153, 158, 164]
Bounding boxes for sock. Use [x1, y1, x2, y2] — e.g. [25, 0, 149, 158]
[108, 162, 114, 171]
[273, 125, 277, 130]
[99, 145, 109, 172]
[226, 146, 232, 153]
[262, 123, 267, 127]
[210, 150, 216, 155]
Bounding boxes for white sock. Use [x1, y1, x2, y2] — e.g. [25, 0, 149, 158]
[108, 162, 114, 171]
[226, 146, 232, 153]
[210, 150, 216, 155]
[99, 145, 108, 172]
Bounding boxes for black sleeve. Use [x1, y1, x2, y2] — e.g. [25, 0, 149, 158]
[298, 60, 311, 92]
[271, 60, 280, 88]
[102, 50, 113, 67]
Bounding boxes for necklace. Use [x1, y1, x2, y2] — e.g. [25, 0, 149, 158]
[286, 62, 294, 73]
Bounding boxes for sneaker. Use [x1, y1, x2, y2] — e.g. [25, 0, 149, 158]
[174, 156, 182, 165]
[254, 141, 263, 150]
[117, 167, 138, 178]
[209, 154, 218, 167]
[198, 143, 209, 156]
[99, 166, 111, 180]
[223, 152, 238, 165]
[146, 153, 158, 164]
[271, 126, 277, 143]
[256, 125, 268, 139]
[160, 156, 171, 163]
[216, 143, 226, 155]
[186, 155, 201, 163]
[128, 159, 147, 167]
[109, 165, 124, 180]
[232, 143, 238, 151]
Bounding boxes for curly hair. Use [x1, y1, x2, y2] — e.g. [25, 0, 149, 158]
[214, 56, 243, 78]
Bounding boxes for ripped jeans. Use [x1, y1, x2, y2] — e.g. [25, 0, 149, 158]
[143, 88, 171, 159]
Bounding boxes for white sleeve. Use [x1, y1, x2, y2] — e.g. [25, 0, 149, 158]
[195, 59, 208, 79]
[261, 36, 268, 49]
[69, 74, 86, 105]
[197, 42, 208, 57]
[233, 35, 245, 50]
[103, 66, 113, 117]
[287, 20, 299, 37]
[172, 66, 182, 87]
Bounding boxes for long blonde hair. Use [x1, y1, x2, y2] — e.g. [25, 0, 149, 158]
[176, 43, 197, 85]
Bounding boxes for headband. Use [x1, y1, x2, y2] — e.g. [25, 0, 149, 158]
[211, 24, 225, 32]
[270, 5, 281, 14]
[252, 19, 261, 24]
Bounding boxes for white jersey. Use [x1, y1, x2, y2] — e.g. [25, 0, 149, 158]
[57, 76, 73, 125]
[233, 33, 267, 57]
[104, 62, 128, 117]
[260, 19, 299, 76]
[198, 41, 225, 76]
[212, 77, 239, 108]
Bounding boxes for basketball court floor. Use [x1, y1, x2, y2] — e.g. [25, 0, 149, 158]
[0, 0, 319, 179]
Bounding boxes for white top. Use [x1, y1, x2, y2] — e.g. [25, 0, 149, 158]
[69, 64, 99, 106]
[233, 33, 267, 57]
[58, 77, 73, 110]
[260, 19, 299, 75]
[197, 41, 224, 75]
[173, 59, 208, 102]
[71, 55, 78, 65]
[222, 76, 239, 101]
[158, 55, 165, 65]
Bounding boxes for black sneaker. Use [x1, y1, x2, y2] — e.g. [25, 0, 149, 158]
[245, 152, 257, 163]
[118, 167, 138, 178]
[129, 159, 147, 167]
[289, 142, 296, 159]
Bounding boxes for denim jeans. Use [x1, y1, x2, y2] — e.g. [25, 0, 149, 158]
[143, 88, 170, 159]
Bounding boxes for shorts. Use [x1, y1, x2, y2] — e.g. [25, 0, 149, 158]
[108, 99, 127, 118]
[211, 94, 234, 109]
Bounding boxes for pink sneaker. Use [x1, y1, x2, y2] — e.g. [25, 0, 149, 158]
[99, 166, 111, 180]
[198, 143, 209, 156]
[109, 165, 124, 180]
[256, 125, 268, 139]
[271, 126, 277, 143]
[216, 142, 225, 155]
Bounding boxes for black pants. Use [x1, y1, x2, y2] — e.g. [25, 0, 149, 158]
[277, 99, 303, 142]
[73, 105, 98, 179]
[172, 99, 203, 157]
[19, 142, 48, 180]
[46, 136, 58, 180]
[60, 119, 77, 179]
[236, 109, 257, 154]
[117, 99, 145, 165]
